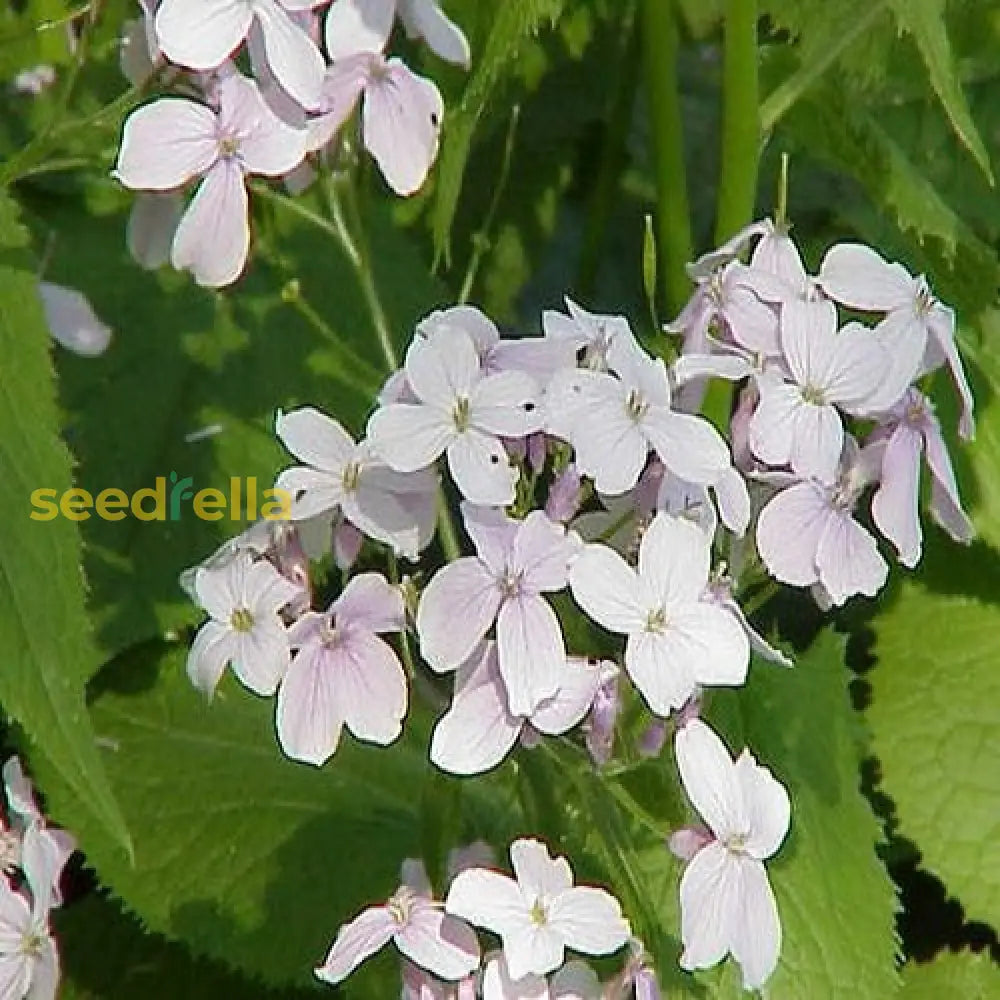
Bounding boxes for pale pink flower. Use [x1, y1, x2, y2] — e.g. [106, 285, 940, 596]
[545, 465, 583, 523]
[569, 513, 749, 716]
[584, 671, 620, 766]
[325, 0, 470, 67]
[38, 283, 112, 357]
[674, 718, 790, 991]
[275, 406, 436, 560]
[277, 573, 407, 765]
[446, 839, 630, 981]
[187, 551, 302, 697]
[869, 388, 973, 567]
[755, 441, 888, 606]
[154, 0, 326, 108]
[430, 642, 609, 775]
[548, 338, 731, 495]
[315, 884, 480, 986]
[368, 326, 541, 505]
[310, 53, 444, 196]
[115, 73, 307, 287]
[417, 506, 580, 716]
[748, 299, 887, 481]
[818, 242, 975, 437]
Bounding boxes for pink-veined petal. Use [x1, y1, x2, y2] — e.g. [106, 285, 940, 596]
[155, 0, 251, 71]
[430, 644, 522, 775]
[417, 558, 501, 671]
[363, 58, 443, 196]
[625, 631, 696, 716]
[336, 631, 407, 745]
[666, 602, 749, 687]
[548, 886, 630, 957]
[115, 98, 218, 190]
[217, 72, 308, 173]
[253, 0, 325, 108]
[730, 858, 782, 990]
[315, 906, 396, 984]
[864, 310, 927, 413]
[461, 503, 518, 576]
[713, 467, 750, 536]
[395, 904, 481, 981]
[277, 406, 355, 472]
[638, 512, 709, 606]
[750, 227, 807, 292]
[734, 750, 790, 861]
[922, 407, 974, 543]
[324, 0, 395, 59]
[447, 429, 519, 506]
[675, 718, 743, 839]
[335, 572, 404, 632]
[399, 0, 470, 67]
[779, 298, 839, 387]
[529, 657, 604, 736]
[747, 375, 801, 469]
[816, 509, 888, 605]
[871, 423, 923, 568]
[406, 325, 480, 408]
[186, 620, 235, 696]
[496, 594, 564, 716]
[276, 643, 346, 765]
[818, 243, 914, 311]
[927, 304, 976, 441]
[470, 370, 542, 437]
[511, 511, 578, 593]
[310, 54, 370, 150]
[126, 191, 183, 269]
[678, 841, 741, 973]
[642, 407, 731, 487]
[446, 869, 526, 936]
[723, 282, 780, 355]
[824, 320, 890, 412]
[171, 159, 249, 287]
[787, 402, 843, 482]
[510, 839, 573, 899]
[231, 614, 291, 695]
[569, 544, 645, 635]
[755, 483, 829, 588]
[367, 403, 454, 471]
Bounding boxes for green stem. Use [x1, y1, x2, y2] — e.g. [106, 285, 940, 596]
[714, 0, 760, 245]
[639, 0, 693, 319]
[458, 107, 520, 305]
[577, 14, 640, 298]
[436, 491, 462, 562]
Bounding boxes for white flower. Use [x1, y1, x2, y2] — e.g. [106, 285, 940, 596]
[275, 406, 436, 560]
[569, 513, 749, 715]
[674, 718, 790, 991]
[368, 326, 541, 506]
[446, 838, 630, 981]
[186, 551, 301, 697]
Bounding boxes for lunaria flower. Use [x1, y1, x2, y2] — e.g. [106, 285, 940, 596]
[114, 72, 307, 287]
[368, 326, 541, 505]
[276, 573, 407, 765]
[446, 838, 630, 981]
[315, 878, 480, 986]
[569, 513, 749, 716]
[818, 243, 975, 437]
[275, 406, 436, 560]
[309, 53, 445, 196]
[325, 0, 470, 67]
[429, 641, 610, 775]
[417, 506, 580, 716]
[755, 439, 888, 607]
[187, 551, 302, 697]
[673, 718, 790, 990]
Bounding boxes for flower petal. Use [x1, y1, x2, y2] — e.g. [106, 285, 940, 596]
[186, 621, 235, 697]
[115, 98, 218, 190]
[624, 631, 696, 716]
[315, 905, 396, 984]
[446, 869, 526, 936]
[417, 558, 502, 671]
[818, 243, 914, 311]
[155, 0, 251, 71]
[530, 657, 604, 736]
[447, 429, 519, 506]
[755, 483, 829, 588]
[367, 402, 453, 471]
[395, 903, 481, 981]
[126, 192, 183, 269]
[674, 718, 743, 839]
[335, 572, 404, 632]
[231, 615, 291, 695]
[171, 159, 249, 288]
[730, 858, 782, 990]
[324, 0, 395, 60]
[547, 885, 630, 957]
[678, 840, 741, 973]
[734, 749, 790, 861]
[816, 509, 888, 605]
[510, 839, 573, 899]
[470, 370, 542, 437]
[642, 407, 731, 486]
[253, 0, 325, 108]
[871, 424, 923, 568]
[336, 631, 408, 745]
[276, 643, 345, 766]
[496, 594, 565, 716]
[639, 512, 709, 606]
[399, 0, 471, 66]
[568, 544, 645, 635]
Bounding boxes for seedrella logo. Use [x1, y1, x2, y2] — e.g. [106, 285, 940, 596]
[30, 473, 291, 522]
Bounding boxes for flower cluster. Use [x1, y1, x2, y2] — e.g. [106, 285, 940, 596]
[182, 221, 975, 991]
[0, 758, 77, 1000]
[112, 0, 469, 286]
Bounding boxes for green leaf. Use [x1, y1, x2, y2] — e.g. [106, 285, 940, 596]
[56, 893, 316, 1000]
[898, 950, 1000, 999]
[74, 642, 518, 989]
[868, 333, 1000, 930]
[888, 0, 995, 184]
[0, 245, 131, 856]
[431, 0, 567, 265]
